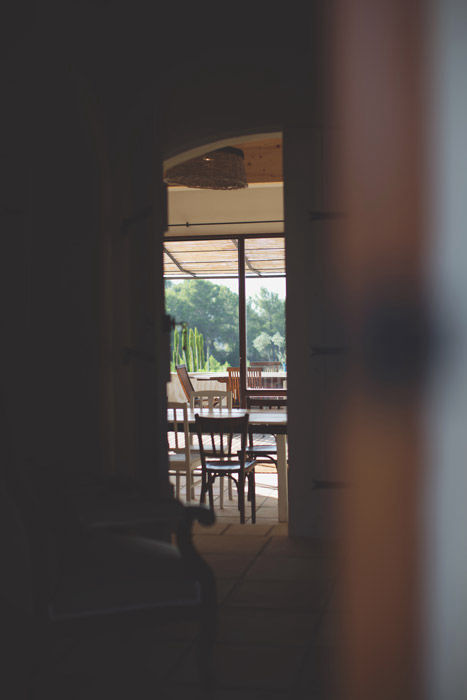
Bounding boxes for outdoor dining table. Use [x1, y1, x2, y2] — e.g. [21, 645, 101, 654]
[167, 407, 288, 522]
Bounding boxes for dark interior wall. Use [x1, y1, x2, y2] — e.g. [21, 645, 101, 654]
[1, 2, 329, 518]
[30, 70, 101, 475]
[1, 22, 102, 475]
[159, 48, 316, 161]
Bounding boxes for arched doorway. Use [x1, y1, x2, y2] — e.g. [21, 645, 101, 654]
[163, 134, 289, 524]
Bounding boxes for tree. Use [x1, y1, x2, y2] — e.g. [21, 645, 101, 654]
[247, 288, 285, 361]
[165, 279, 286, 367]
[252, 331, 286, 362]
[165, 279, 239, 365]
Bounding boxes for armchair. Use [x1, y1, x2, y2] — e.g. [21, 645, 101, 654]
[2, 462, 217, 697]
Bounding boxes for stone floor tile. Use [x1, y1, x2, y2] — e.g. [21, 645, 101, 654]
[268, 523, 289, 536]
[254, 509, 279, 518]
[213, 508, 243, 521]
[253, 510, 278, 517]
[216, 579, 239, 604]
[193, 534, 269, 555]
[251, 516, 279, 524]
[204, 552, 258, 578]
[217, 608, 320, 646]
[254, 508, 279, 518]
[192, 520, 230, 535]
[263, 536, 339, 559]
[257, 497, 279, 508]
[245, 555, 335, 583]
[227, 579, 330, 611]
[225, 523, 274, 537]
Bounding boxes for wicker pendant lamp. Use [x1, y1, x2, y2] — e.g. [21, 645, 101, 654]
[164, 147, 248, 190]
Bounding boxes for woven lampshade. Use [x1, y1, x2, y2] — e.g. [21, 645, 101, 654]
[164, 147, 247, 190]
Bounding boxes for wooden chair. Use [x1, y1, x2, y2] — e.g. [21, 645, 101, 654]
[226, 367, 262, 406]
[195, 413, 257, 524]
[176, 364, 195, 402]
[168, 402, 202, 501]
[189, 390, 232, 411]
[226, 367, 240, 405]
[190, 390, 233, 508]
[250, 361, 283, 388]
[248, 366, 263, 388]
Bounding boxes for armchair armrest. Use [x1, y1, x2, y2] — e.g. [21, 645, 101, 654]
[67, 475, 216, 558]
[78, 497, 186, 532]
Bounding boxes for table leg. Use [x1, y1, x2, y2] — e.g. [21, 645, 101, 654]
[276, 434, 288, 522]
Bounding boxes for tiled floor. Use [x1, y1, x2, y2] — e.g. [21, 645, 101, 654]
[36, 472, 341, 699]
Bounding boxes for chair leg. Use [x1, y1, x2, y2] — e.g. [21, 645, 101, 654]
[228, 478, 233, 501]
[237, 475, 245, 524]
[249, 471, 256, 524]
[208, 475, 215, 512]
[200, 473, 207, 504]
[186, 469, 192, 503]
[219, 475, 224, 509]
[176, 473, 180, 500]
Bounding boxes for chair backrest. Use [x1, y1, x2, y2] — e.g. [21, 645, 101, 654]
[246, 394, 287, 410]
[176, 364, 195, 401]
[226, 367, 240, 404]
[227, 367, 263, 404]
[250, 361, 282, 372]
[247, 366, 262, 387]
[167, 401, 191, 465]
[190, 390, 233, 411]
[194, 414, 249, 468]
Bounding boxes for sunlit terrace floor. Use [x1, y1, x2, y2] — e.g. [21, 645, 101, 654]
[173, 468, 283, 526]
[36, 469, 342, 699]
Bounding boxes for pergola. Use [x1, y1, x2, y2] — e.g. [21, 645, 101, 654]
[163, 236, 285, 279]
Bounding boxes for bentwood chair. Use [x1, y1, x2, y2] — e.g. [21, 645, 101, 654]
[195, 414, 257, 524]
[190, 390, 233, 508]
[168, 401, 202, 501]
[176, 364, 195, 402]
[226, 367, 262, 406]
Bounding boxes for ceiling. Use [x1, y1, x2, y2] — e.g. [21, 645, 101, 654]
[163, 136, 283, 186]
[229, 136, 282, 184]
[164, 136, 284, 279]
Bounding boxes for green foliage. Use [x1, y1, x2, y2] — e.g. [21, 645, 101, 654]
[172, 326, 180, 368]
[253, 331, 286, 362]
[166, 279, 286, 370]
[181, 324, 188, 366]
[170, 322, 208, 372]
[206, 355, 229, 372]
[165, 279, 239, 365]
